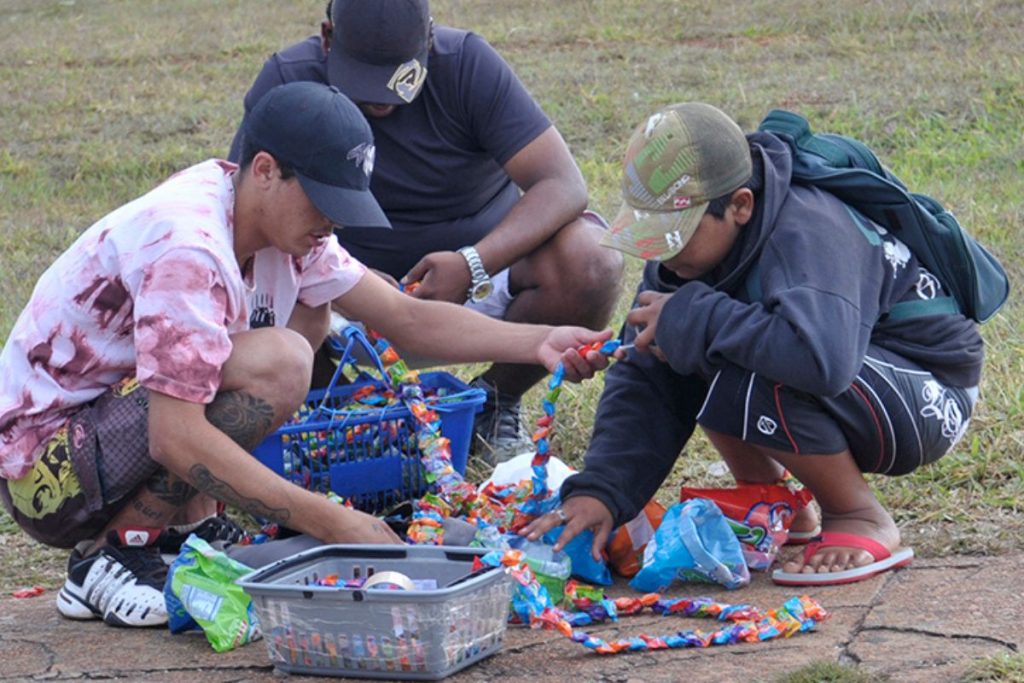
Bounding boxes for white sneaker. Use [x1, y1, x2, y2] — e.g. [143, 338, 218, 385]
[56, 529, 169, 627]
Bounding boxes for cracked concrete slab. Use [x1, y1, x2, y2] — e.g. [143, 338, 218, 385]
[2, 554, 1019, 682]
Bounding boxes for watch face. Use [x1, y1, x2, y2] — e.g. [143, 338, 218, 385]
[470, 281, 494, 303]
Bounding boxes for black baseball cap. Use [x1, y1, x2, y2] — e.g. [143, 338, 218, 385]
[327, 0, 431, 105]
[244, 81, 390, 229]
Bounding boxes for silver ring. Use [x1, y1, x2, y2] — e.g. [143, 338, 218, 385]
[553, 508, 568, 524]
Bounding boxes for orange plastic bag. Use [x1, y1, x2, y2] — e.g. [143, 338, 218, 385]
[679, 483, 813, 570]
[606, 499, 667, 577]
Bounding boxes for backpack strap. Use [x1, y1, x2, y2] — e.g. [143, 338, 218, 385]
[760, 110, 885, 175]
[759, 110, 850, 167]
[743, 260, 763, 304]
[887, 297, 960, 321]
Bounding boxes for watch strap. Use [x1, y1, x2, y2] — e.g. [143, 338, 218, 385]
[458, 246, 490, 289]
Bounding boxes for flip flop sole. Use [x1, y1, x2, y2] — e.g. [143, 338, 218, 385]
[772, 546, 914, 586]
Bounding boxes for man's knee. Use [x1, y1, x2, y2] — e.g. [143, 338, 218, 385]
[224, 327, 314, 408]
[529, 216, 624, 303]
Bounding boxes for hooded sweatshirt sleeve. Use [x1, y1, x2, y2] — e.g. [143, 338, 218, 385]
[560, 271, 708, 527]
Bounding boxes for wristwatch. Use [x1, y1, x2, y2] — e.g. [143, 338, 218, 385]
[457, 246, 493, 303]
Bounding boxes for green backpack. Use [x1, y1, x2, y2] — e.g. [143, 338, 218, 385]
[757, 109, 1009, 323]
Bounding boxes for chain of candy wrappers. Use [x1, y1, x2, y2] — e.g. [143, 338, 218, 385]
[302, 332, 829, 654]
[518, 339, 622, 517]
[364, 330, 503, 544]
[377, 334, 624, 543]
[472, 549, 827, 654]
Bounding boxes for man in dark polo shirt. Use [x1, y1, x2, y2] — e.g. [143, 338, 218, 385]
[230, 0, 623, 464]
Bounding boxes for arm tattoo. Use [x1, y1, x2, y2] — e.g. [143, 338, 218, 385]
[205, 390, 275, 452]
[188, 463, 291, 523]
[145, 468, 198, 507]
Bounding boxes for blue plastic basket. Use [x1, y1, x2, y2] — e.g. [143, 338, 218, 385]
[253, 327, 486, 513]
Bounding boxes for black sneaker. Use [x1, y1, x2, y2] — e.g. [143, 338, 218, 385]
[157, 513, 250, 563]
[56, 528, 168, 627]
[470, 376, 534, 465]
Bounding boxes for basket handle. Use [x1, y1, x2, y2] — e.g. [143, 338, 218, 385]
[318, 324, 392, 410]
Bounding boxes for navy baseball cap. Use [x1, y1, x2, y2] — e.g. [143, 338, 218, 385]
[245, 81, 390, 229]
[327, 0, 430, 105]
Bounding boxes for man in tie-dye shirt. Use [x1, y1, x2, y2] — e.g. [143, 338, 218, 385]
[0, 82, 613, 628]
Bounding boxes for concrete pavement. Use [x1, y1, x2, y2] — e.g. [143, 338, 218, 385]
[3, 553, 1022, 682]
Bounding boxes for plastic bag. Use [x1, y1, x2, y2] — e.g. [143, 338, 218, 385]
[482, 452, 576, 490]
[541, 527, 613, 586]
[506, 536, 572, 606]
[630, 499, 750, 592]
[164, 534, 261, 652]
[679, 483, 813, 570]
[606, 499, 666, 577]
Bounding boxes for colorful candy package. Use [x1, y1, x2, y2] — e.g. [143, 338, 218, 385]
[679, 482, 813, 570]
[165, 535, 260, 652]
[605, 499, 666, 577]
[630, 498, 750, 592]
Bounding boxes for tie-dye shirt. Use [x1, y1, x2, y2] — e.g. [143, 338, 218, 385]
[0, 159, 365, 479]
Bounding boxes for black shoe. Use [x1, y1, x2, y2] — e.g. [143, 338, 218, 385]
[56, 529, 168, 627]
[470, 377, 534, 465]
[157, 513, 250, 563]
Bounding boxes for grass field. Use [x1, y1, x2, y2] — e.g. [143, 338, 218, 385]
[1, 0, 1022, 623]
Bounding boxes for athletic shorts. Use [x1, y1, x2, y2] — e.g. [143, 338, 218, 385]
[0, 377, 157, 548]
[695, 345, 978, 476]
[465, 210, 610, 319]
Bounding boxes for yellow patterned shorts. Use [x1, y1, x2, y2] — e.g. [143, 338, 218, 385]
[0, 377, 156, 548]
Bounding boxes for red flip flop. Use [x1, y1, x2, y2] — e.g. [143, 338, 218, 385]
[772, 531, 914, 586]
[784, 525, 821, 545]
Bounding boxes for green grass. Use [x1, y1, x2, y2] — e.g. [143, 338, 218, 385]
[776, 660, 888, 683]
[1, 0, 1022, 632]
[964, 653, 1024, 682]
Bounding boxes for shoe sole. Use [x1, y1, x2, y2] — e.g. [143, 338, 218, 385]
[103, 607, 167, 628]
[56, 582, 102, 620]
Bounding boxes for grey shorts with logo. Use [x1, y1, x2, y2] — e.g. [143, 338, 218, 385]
[695, 345, 978, 475]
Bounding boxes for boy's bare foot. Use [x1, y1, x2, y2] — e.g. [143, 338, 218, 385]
[781, 511, 902, 574]
[788, 501, 820, 536]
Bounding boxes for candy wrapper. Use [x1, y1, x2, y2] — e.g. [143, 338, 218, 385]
[630, 498, 750, 592]
[507, 536, 572, 606]
[679, 483, 813, 570]
[165, 535, 260, 652]
[606, 499, 666, 578]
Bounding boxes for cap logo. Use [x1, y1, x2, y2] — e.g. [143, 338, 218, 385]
[665, 230, 685, 252]
[387, 59, 427, 103]
[347, 142, 376, 178]
[673, 196, 692, 209]
[643, 112, 665, 138]
[652, 173, 691, 206]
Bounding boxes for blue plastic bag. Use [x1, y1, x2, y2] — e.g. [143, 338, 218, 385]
[630, 498, 750, 592]
[542, 527, 613, 586]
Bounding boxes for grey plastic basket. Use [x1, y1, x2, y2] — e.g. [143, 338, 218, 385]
[237, 545, 511, 680]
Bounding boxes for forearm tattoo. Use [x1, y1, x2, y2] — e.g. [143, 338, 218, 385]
[205, 390, 275, 452]
[189, 463, 291, 523]
[144, 468, 198, 507]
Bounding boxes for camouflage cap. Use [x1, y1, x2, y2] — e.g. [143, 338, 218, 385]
[601, 102, 752, 261]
